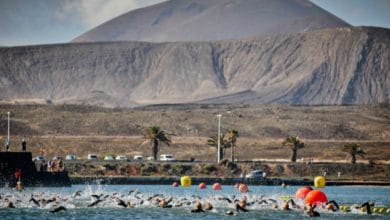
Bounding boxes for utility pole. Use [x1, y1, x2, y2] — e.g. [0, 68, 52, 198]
[217, 114, 222, 163]
[7, 112, 10, 143]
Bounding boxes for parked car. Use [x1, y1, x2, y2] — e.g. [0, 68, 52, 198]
[104, 155, 115, 161]
[160, 154, 175, 161]
[87, 154, 99, 160]
[146, 156, 154, 161]
[115, 155, 128, 161]
[65, 154, 77, 160]
[245, 170, 266, 179]
[133, 155, 144, 161]
[34, 156, 46, 162]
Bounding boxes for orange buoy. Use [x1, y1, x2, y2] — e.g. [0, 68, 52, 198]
[295, 186, 313, 199]
[212, 183, 222, 190]
[172, 181, 179, 187]
[305, 190, 327, 205]
[199, 182, 207, 189]
[238, 183, 249, 193]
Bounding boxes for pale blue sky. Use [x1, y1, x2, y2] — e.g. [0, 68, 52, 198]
[0, 0, 389, 46]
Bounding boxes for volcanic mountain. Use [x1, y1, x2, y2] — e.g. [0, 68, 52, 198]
[1, 26, 389, 107]
[72, 0, 350, 43]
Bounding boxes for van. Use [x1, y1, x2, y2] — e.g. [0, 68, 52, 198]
[133, 155, 144, 161]
[160, 154, 175, 161]
[87, 154, 99, 160]
[65, 154, 77, 160]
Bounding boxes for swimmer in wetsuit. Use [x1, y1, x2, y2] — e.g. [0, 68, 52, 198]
[326, 200, 340, 212]
[235, 199, 249, 212]
[360, 202, 374, 215]
[191, 202, 205, 213]
[305, 204, 320, 217]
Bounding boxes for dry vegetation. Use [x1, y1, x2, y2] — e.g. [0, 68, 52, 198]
[0, 104, 389, 164]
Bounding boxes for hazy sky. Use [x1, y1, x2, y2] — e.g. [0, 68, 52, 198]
[0, 0, 389, 46]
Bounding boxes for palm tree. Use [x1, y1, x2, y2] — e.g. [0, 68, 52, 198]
[143, 126, 171, 160]
[226, 129, 239, 163]
[282, 135, 305, 162]
[207, 134, 227, 160]
[342, 143, 365, 164]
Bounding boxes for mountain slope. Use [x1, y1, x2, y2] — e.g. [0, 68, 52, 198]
[72, 0, 350, 43]
[0, 27, 389, 107]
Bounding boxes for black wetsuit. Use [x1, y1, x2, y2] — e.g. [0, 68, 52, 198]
[236, 204, 249, 212]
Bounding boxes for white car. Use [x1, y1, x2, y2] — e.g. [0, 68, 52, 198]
[133, 155, 144, 161]
[146, 156, 154, 161]
[115, 155, 128, 161]
[245, 170, 266, 179]
[65, 154, 77, 160]
[87, 154, 99, 160]
[160, 154, 175, 161]
[104, 155, 115, 161]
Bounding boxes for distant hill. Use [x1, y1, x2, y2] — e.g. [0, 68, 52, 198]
[0, 27, 389, 107]
[72, 0, 350, 43]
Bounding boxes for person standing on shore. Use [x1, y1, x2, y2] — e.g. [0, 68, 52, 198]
[21, 138, 27, 152]
[5, 140, 10, 152]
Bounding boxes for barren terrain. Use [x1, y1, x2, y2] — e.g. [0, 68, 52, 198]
[0, 104, 389, 164]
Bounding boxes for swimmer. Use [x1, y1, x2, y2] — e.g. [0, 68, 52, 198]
[7, 201, 15, 208]
[88, 199, 103, 207]
[29, 196, 40, 207]
[235, 199, 249, 212]
[283, 199, 297, 210]
[218, 197, 233, 203]
[117, 198, 134, 208]
[282, 202, 291, 210]
[191, 202, 205, 213]
[305, 204, 320, 217]
[73, 191, 82, 198]
[226, 210, 235, 216]
[204, 201, 213, 210]
[159, 198, 172, 208]
[50, 206, 67, 213]
[360, 202, 374, 215]
[91, 194, 103, 200]
[326, 200, 339, 212]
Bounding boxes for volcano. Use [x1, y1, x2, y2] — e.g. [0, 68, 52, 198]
[72, 0, 350, 43]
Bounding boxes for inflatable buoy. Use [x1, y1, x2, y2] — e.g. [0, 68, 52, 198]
[172, 181, 179, 187]
[199, 182, 206, 189]
[386, 208, 390, 214]
[379, 208, 385, 213]
[180, 176, 191, 187]
[238, 183, 249, 193]
[212, 183, 222, 190]
[373, 207, 379, 213]
[314, 176, 326, 188]
[295, 186, 313, 199]
[305, 190, 327, 205]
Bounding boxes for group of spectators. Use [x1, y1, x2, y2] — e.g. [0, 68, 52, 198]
[38, 159, 64, 172]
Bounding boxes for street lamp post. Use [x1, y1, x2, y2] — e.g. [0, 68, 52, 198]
[217, 114, 222, 163]
[7, 112, 10, 143]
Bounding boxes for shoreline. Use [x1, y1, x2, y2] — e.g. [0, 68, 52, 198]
[69, 176, 390, 186]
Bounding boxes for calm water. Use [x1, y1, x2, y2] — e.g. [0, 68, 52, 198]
[0, 184, 389, 219]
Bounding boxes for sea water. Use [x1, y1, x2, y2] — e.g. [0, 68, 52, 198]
[0, 185, 389, 219]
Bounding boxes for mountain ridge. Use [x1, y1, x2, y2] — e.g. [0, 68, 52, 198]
[1, 26, 389, 107]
